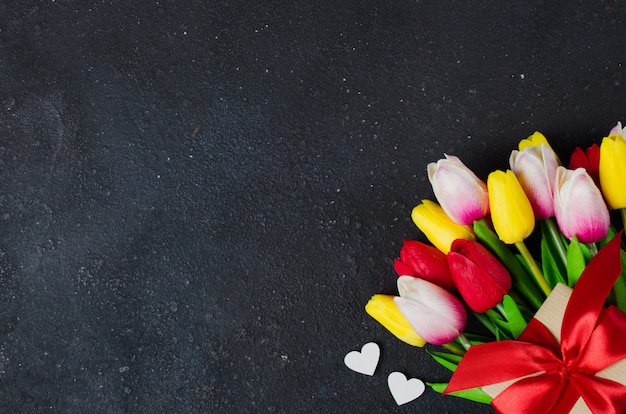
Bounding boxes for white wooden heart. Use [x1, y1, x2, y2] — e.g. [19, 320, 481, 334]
[387, 371, 426, 405]
[343, 342, 380, 376]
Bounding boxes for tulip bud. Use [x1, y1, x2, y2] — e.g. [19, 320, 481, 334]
[518, 131, 551, 151]
[487, 170, 535, 244]
[365, 294, 427, 347]
[569, 144, 600, 186]
[427, 155, 489, 225]
[609, 121, 625, 136]
[394, 276, 467, 345]
[394, 239, 455, 291]
[411, 200, 475, 254]
[510, 144, 559, 220]
[448, 239, 512, 312]
[554, 167, 610, 243]
[599, 130, 626, 210]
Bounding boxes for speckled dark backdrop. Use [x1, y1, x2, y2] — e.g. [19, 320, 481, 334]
[1, 1, 625, 413]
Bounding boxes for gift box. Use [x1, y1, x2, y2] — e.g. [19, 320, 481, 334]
[445, 235, 626, 413]
[482, 283, 626, 413]
[368, 129, 626, 412]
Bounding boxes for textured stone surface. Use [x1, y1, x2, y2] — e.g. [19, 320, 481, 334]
[1, 1, 626, 413]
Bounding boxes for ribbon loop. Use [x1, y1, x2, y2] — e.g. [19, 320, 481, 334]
[444, 233, 626, 413]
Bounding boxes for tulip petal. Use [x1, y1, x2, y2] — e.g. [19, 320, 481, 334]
[394, 277, 467, 345]
[365, 294, 427, 347]
[428, 155, 489, 225]
[609, 121, 623, 136]
[448, 252, 509, 312]
[585, 144, 601, 183]
[397, 239, 455, 291]
[487, 170, 535, 244]
[510, 145, 558, 220]
[393, 259, 416, 277]
[569, 147, 590, 170]
[600, 134, 626, 209]
[451, 239, 512, 292]
[518, 131, 549, 151]
[517, 132, 561, 164]
[554, 167, 610, 243]
[411, 200, 475, 253]
[569, 144, 601, 186]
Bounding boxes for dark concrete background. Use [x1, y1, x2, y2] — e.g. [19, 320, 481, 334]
[1, 1, 625, 413]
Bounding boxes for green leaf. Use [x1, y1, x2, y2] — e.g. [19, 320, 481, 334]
[490, 317, 513, 340]
[426, 350, 462, 372]
[614, 249, 626, 312]
[462, 332, 491, 345]
[540, 236, 566, 288]
[598, 226, 618, 248]
[426, 382, 493, 404]
[566, 236, 587, 287]
[540, 219, 568, 281]
[485, 309, 512, 340]
[471, 312, 498, 339]
[598, 229, 626, 311]
[501, 295, 527, 339]
[517, 304, 535, 321]
[484, 308, 504, 322]
[581, 242, 592, 262]
[426, 382, 448, 394]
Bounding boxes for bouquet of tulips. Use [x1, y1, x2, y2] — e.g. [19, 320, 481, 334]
[366, 124, 626, 413]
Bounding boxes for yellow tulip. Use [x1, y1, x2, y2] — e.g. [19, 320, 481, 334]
[365, 294, 426, 347]
[487, 170, 535, 244]
[411, 200, 475, 254]
[599, 133, 626, 209]
[518, 131, 560, 164]
[518, 131, 552, 151]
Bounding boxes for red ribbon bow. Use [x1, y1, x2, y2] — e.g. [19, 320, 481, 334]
[444, 234, 626, 414]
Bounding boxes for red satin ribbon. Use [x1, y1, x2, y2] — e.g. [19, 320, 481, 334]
[444, 234, 626, 414]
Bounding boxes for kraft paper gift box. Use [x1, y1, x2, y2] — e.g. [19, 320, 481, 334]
[481, 283, 626, 414]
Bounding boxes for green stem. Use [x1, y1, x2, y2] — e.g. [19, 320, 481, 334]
[544, 218, 568, 266]
[457, 333, 472, 351]
[472, 311, 498, 338]
[495, 302, 506, 318]
[442, 342, 466, 356]
[621, 208, 626, 233]
[515, 240, 552, 296]
[587, 243, 598, 256]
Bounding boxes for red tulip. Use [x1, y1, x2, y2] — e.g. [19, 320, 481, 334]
[447, 239, 512, 312]
[393, 240, 455, 291]
[569, 144, 600, 186]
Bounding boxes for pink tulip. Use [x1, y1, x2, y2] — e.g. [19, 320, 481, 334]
[427, 155, 489, 225]
[554, 166, 610, 243]
[447, 239, 512, 312]
[509, 144, 559, 220]
[394, 276, 467, 345]
[609, 121, 625, 136]
[393, 239, 455, 291]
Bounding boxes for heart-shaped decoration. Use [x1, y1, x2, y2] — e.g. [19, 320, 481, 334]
[387, 371, 426, 405]
[343, 342, 380, 376]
